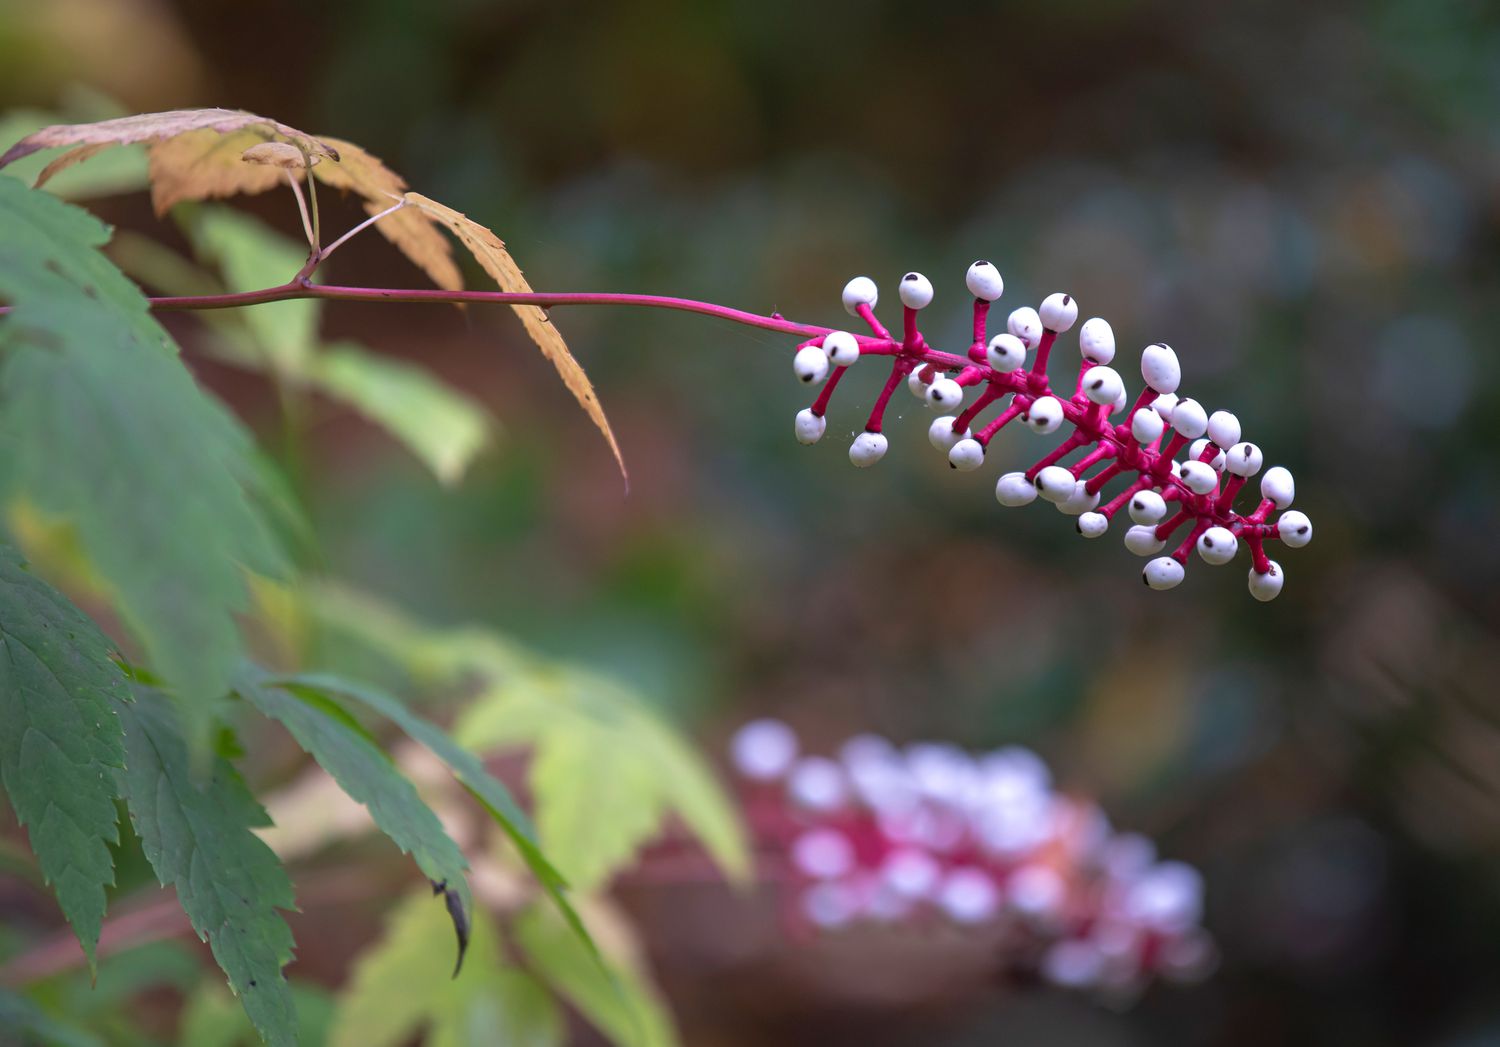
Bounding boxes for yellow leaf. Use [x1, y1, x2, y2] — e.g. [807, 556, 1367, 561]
[0, 107, 339, 170]
[311, 139, 463, 292]
[147, 129, 288, 215]
[402, 191, 626, 480]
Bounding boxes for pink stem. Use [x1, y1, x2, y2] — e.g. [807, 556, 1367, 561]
[1031, 330, 1057, 378]
[856, 302, 892, 340]
[1154, 508, 1192, 543]
[1247, 533, 1272, 573]
[971, 299, 990, 349]
[864, 364, 906, 434]
[953, 387, 1002, 432]
[1171, 519, 1210, 563]
[1214, 475, 1247, 515]
[1099, 478, 1148, 519]
[976, 402, 1025, 445]
[1025, 433, 1086, 480]
[1083, 461, 1125, 495]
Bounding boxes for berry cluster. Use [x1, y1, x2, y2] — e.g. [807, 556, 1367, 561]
[789, 264, 1311, 599]
[730, 720, 1216, 997]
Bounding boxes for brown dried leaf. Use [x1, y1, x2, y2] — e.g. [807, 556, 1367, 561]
[0, 107, 339, 169]
[403, 191, 626, 480]
[32, 144, 115, 188]
[241, 142, 318, 169]
[147, 129, 289, 215]
[311, 139, 462, 292]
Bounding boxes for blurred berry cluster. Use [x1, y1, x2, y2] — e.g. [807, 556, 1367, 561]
[730, 719, 1217, 999]
[788, 265, 1311, 599]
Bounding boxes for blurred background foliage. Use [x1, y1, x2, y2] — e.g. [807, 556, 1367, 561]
[1, 0, 1498, 1043]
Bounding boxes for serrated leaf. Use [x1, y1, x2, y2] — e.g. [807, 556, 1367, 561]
[148, 130, 291, 216]
[187, 208, 319, 374]
[312, 141, 463, 291]
[277, 673, 601, 974]
[0, 109, 149, 200]
[514, 903, 676, 1047]
[0, 177, 282, 730]
[0, 108, 339, 172]
[401, 192, 625, 480]
[0, 543, 129, 969]
[307, 342, 492, 485]
[331, 889, 559, 1047]
[115, 691, 298, 1047]
[456, 671, 749, 892]
[235, 670, 472, 971]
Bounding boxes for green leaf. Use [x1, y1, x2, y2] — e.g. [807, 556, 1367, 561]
[331, 889, 561, 1047]
[186, 208, 318, 374]
[235, 669, 472, 967]
[456, 670, 749, 892]
[0, 178, 282, 735]
[115, 691, 297, 1047]
[0, 542, 129, 968]
[306, 341, 492, 485]
[179, 980, 336, 1047]
[513, 903, 677, 1047]
[275, 672, 602, 976]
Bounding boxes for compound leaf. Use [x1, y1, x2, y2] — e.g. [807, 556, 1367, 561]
[0, 543, 129, 969]
[0, 109, 339, 172]
[402, 191, 624, 480]
[116, 691, 297, 1047]
[0, 177, 282, 732]
[236, 670, 472, 970]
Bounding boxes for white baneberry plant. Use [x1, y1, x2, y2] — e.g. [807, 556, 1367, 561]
[789, 265, 1310, 600]
[730, 720, 1217, 998]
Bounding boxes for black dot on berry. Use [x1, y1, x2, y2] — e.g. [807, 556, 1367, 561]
[904, 273, 919, 281]
[1062, 295, 1071, 305]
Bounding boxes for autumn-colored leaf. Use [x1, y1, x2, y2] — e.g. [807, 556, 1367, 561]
[311, 139, 462, 292]
[402, 191, 626, 480]
[0, 108, 339, 171]
[147, 130, 287, 215]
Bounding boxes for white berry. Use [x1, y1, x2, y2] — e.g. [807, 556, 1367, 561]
[1248, 561, 1285, 601]
[730, 719, 798, 780]
[823, 330, 860, 368]
[1170, 397, 1208, 439]
[1141, 343, 1181, 394]
[1124, 525, 1166, 556]
[794, 408, 826, 445]
[793, 345, 830, 385]
[928, 415, 969, 452]
[927, 377, 963, 411]
[842, 276, 878, 316]
[1225, 441, 1264, 477]
[1077, 512, 1109, 538]
[1082, 365, 1123, 407]
[1207, 410, 1241, 449]
[1180, 460, 1219, 495]
[1196, 526, 1238, 565]
[1260, 466, 1295, 508]
[1039, 292, 1078, 332]
[996, 472, 1038, 506]
[1151, 392, 1179, 419]
[986, 333, 1027, 372]
[1277, 510, 1312, 547]
[907, 368, 934, 399]
[1057, 482, 1100, 516]
[965, 260, 1004, 301]
[1008, 306, 1043, 349]
[1128, 489, 1167, 524]
[1131, 407, 1165, 445]
[1079, 317, 1115, 364]
[948, 438, 986, 471]
[1025, 395, 1064, 433]
[1144, 556, 1185, 590]
[1035, 466, 1076, 503]
[899, 271, 934, 310]
[849, 431, 888, 468]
